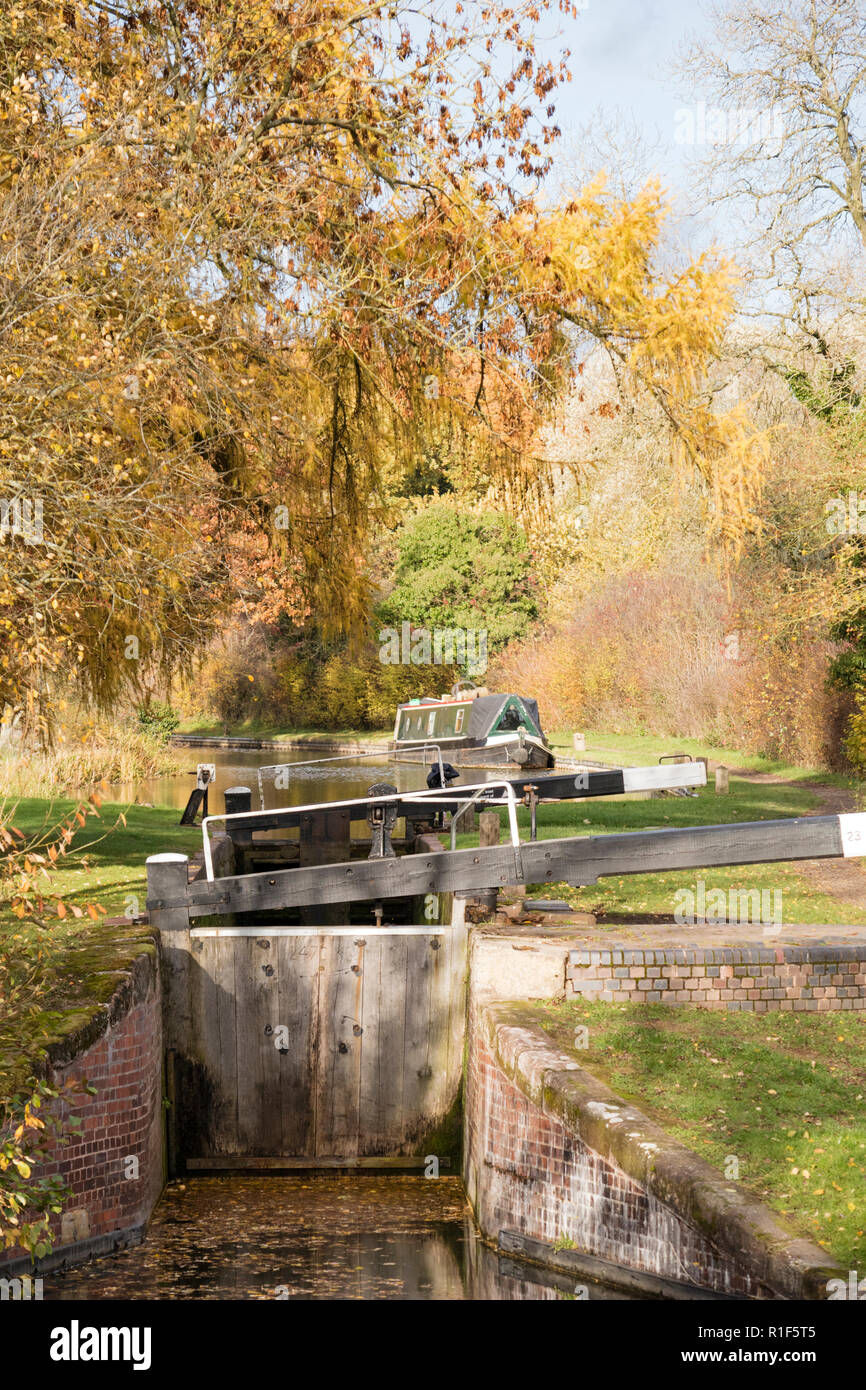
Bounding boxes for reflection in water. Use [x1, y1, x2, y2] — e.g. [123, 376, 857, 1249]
[117, 748, 508, 827]
[44, 1177, 633, 1301]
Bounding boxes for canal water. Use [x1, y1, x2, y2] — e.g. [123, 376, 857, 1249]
[118, 747, 508, 828]
[44, 1177, 631, 1301]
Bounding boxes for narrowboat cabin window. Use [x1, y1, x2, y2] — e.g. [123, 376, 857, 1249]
[454, 708, 465, 733]
[497, 705, 522, 732]
[396, 707, 430, 741]
[491, 698, 541, 737]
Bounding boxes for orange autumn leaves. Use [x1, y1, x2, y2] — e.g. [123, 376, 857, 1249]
[1, 792, 108, 923]
[1, 0, 764, 737]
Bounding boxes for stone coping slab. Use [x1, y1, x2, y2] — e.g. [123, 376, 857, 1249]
[476, 919, 866, 947]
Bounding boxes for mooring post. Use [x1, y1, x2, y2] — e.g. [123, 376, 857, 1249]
[522, 786, 540, 841]
[224, 785, 253, 871]
[145, 852, 191, 1178]
[478, 810, 500, 848]
[468, 811, 501, 915]
[715, 765, 729, 795]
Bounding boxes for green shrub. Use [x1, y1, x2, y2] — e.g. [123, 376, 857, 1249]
[136, 701, 180, 743]
[377, 503, 537, 653]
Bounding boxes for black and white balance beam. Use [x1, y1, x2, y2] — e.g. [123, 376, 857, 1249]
[148, 811, 866, 918]
[209, 762, 709, 837]
[402, 761, 707, 814]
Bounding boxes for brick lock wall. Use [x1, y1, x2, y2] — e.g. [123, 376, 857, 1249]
[0, 948, 164, 1271]
[567, 944, 866, 1011]
[465, 1029, 765, 1296]
[464, 1004, 841, 1298]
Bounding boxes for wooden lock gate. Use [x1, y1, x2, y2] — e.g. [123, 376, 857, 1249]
[147, 775, 866, 1172]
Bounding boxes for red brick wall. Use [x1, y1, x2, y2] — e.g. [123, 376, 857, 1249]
[464, 1026, 769, 1296]
[0, 950, 164, 1271]
[567, 944, 866, 1011]
[464, 1001, 845, 1298]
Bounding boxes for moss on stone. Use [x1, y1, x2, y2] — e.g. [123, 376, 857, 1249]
[0, 923, 159, 1097]
[411, 1085, 464, 1167]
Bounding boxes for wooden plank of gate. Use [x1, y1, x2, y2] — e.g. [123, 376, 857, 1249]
[569, 816, 845, 882]
[215, 936, 239, 1154]
[315, 933, 364, 1157]
[190, 935, 234, 1156]
[278, 934, 319, 1157]
[400, 930, 437, 1151]
[186, 843, 519, 914]
[235, 933, 282, 1156]
[191, 926, 449, 936]
[358, 932, 408, 1152]
[185, 817, 848, 915]
[418, 930, 450, 1143]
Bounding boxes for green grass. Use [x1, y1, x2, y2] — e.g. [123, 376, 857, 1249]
[531, 999, 866, 1270]
[4, 796, 203, 918]
[547, 726, 858, 785]
[0, 799, 204, 1086]
[455, 775, 866, 924]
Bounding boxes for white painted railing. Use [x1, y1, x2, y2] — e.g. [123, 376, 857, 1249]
[201, 779, 521, 882]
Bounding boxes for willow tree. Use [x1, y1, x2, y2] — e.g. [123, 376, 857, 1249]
[0, 0, 764, 739]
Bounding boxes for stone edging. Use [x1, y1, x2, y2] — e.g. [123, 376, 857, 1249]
[483, 1002, 845, 1300]
[4, 925, 159, 1089]
[170, 734, 391, 753]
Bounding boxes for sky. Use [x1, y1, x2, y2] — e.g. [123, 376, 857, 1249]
[540, 0, 723, 235]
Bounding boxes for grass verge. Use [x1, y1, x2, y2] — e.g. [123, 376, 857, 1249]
[175, 717, 392, 742]
[456, 775, 866, 925]
[530, 998, 866, 1270]
[0, 800, 202, 1084]
[548, 727, 858, 785]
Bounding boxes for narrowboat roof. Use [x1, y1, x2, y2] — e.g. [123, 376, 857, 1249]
[397, 693, 545, 740]
[399, 696, 472, 707]
[466, 694, 543, 741]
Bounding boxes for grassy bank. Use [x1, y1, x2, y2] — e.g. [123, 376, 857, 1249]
[531, 998, 866, 1270]
[549, 727, 858, 782]
[456, 774, 866, 925]
[0, 801, 202, 1085]
[0, 798, 203, 1258]
[5, 797, 203, 918]
[0, 725, 187, 798]
[176, 716, 392, 742]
